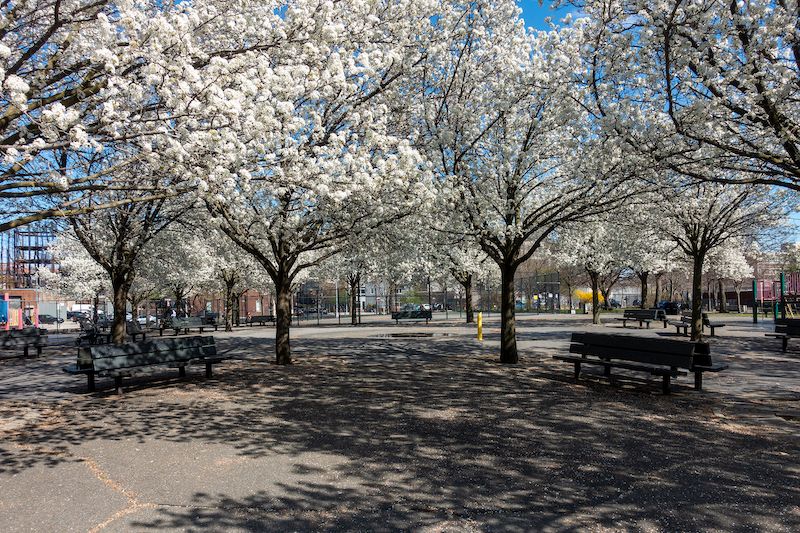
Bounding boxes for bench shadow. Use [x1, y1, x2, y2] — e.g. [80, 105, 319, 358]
[2, 334, 799, 530]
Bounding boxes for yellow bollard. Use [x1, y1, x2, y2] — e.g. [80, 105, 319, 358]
[477, 312, 483, 341]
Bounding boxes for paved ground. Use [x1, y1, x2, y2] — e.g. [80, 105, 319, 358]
[1, 313, 798, 532]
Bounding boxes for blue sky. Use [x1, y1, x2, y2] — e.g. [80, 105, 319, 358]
[518, 1, 574, 30]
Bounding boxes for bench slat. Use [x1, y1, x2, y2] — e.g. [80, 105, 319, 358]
[571, 332, 695, 356]
[569, 343, 693, 368]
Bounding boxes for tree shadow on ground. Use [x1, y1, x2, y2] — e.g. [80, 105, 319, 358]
[2, 333, 799, 530]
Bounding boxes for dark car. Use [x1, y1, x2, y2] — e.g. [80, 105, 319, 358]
[38, 314, 64, 324]
[200, 312, 218, 325]
[67, 310, 89, 321]
[658, 301, 684, 315]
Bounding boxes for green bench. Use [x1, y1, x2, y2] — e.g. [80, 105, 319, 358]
[615, 309, 660, 328]
[553, 332, 727, 394]
[63, 336, 226, 394]
[247, 315, 276, 326]
[159, 316, 218, 336]
[669, 312, 726, 337]
[766, 318, 800, 352]
[1, 327, 47, 357]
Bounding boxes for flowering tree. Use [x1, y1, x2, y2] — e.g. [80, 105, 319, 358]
[0, 0, 296, 232]
[573, 0, 800, 189]
[412, 2, 639, 363]
[708, 240, 755, 313]
[659, 181, 789, 339]
[67, 169, 188, 342]
[190, 0, 433, 364]
[557, 219, 629, 324]
[38, 232, 108, 321]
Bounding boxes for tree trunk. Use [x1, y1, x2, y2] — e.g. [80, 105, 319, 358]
[566, 282, 573, 310]
[691, 255, 706, 341]
[456, 273, 476, 324]
[111, 274, 131, 344]
[224, 279, 235, 332]
[275, 278, 292, 365]
[652, 274, 662, 309]
[588, 270, 601, 325]
[464, 274, 474, 324]
[499, 264, 518, 364]
[600, 286, 612, 311]
[638, 271, 649, 309]
[735, 284, 742, 312]
[718, 279, 727, 313]
[92, 293, 100, 323]
[348, 273, 359, 325]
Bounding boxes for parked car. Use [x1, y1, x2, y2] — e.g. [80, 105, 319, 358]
[67, 310, 89, 321]
[137, 315, 158, 326]
[657, 301, 684, 315]
[38, 314, 64, 324]
[199, 312, 218, 325]
[608, 299, 622, 309]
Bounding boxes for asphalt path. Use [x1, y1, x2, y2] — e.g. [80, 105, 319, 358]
[1, 313, 798, 531]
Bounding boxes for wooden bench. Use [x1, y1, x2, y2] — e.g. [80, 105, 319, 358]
[391, 308, 432, 324]
[668, 310, 693, 336]
[247, 315, 276, 326]
[126, 320, 147, 341]
[669, 312, 726, 336]
[646, 308, 669, 327]
[553, 332, 727, 394]
[63, 336, 226, 394]
[615, 309, 658, 328]
[160, 316, 218, 336]
[765, 318, 800, 352]
[702, 313, 726, 336]
[1, 327, 47, 357]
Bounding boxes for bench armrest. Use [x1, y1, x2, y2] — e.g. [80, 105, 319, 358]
[692, 363, 728, 372]
[63, 364, 94, 375]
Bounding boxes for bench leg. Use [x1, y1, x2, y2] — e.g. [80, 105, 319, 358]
[709, 326, 715, 337]
[87, 373, 96, 393]
[179, 366, 186, 378]
[662, 375, 671, 394]
[23, 345, 29, 358]
[694, 371, 703, 391]
[573, 361, 581, 380]
[782, 337, 788, 352]
[603, 360, 611, 377]
[114, 376, 123, 395]
[205, 362, 212, 378]
[36, 345, 42, 357]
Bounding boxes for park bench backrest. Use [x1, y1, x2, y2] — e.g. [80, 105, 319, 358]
[570, 332, 696, 368]
[4, 327, 44, 338]
[622, 309, 657, 320]
[647, 309, 666, 319]
[172, 316, 206, 328]
[79, 336, 216, 371]
[774, 318, 800, 335]
[393, 309, 433, 319]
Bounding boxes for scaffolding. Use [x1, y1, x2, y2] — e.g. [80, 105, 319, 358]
[0, 225, 56, 290]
